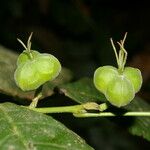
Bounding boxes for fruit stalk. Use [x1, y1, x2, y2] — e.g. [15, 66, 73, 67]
[29, 86, 43, 108]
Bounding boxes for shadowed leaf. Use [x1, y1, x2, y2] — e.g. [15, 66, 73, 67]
[59, 77, 150, 142]
[59, 78, 106, 104]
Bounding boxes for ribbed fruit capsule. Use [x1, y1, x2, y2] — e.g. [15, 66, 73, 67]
[105, 75, 135, 107]
[93, 66, 118, 94]
[124, 67, 142, 93]
[14, 33, 62, 91]
[93, 34, 143, 107]
[14, 53, 61, 91]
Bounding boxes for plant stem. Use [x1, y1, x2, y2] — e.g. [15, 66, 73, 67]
[74, 112, 150, 117]
[29, 102, 107, 113]
[29, 92, 42, 108]
[29, 102, 150, 117]
[29, 86, 43, 108]
[31, 105, 85, 114]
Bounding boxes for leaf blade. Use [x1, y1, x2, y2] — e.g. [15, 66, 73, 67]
[59, 77, 106, 104]
[125, 98, 150, 141]
[0, 102, 93, 150]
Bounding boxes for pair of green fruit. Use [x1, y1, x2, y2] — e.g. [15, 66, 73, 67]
[14, 33, 142, 108]
[14, 33, 61, 91]
[94, 66, 142, 107]
[94, 33, 142, 107]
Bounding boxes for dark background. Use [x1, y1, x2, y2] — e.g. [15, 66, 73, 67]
[0, 0, 150, 149]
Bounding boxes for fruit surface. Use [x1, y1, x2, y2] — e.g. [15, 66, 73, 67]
[17, 50, 40, 66]
[93, 66, 118, 94]
[14, 53, 61, 91]
[124, 67, 142, 93]
[105, 75, 135, 107]
[93, 34, 143, 107]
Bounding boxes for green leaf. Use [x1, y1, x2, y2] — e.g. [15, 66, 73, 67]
[59, 77, 106, 104]
[0, 102, 93, 150]
[59, 77, 150, 142]
[0, 45, 72, 100]
[124, 97, 150, 142]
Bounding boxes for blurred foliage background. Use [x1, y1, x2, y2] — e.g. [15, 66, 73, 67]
[0, 0, 150, 149]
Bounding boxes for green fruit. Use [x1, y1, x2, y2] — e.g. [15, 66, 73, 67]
[17, 50, 40, 66]
[93, 34, 143, 107]
[105, 75, 135, 107]
[14, 53, 61, 91]
[15, 33, 62, 91]
[124, 67, 142, 93]
[93, 65, 142, 107]
[15, 62, 40, 91]
[93, 66, 118, 94]
[35, 54, 61, 81]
